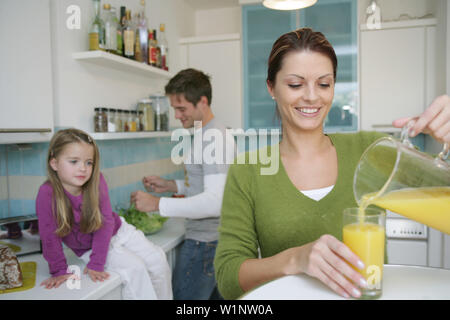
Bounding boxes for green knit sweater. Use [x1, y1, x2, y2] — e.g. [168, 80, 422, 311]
[214, 131, 387, 300]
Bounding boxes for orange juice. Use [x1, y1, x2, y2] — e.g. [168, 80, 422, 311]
[343, 222, 385, 289]
[363, 187, 450, 235]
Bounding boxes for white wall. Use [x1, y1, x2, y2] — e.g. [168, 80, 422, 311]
[50, 0, 195, 132]
[195, 6, 241, 36]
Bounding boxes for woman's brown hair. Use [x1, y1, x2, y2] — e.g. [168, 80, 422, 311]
[47, 128, 102, 237]
[267, 27, 337, 87]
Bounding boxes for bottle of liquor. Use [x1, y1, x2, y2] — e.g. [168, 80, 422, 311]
[123, 10, 135, 59]
[154, 29, 161, 68]
[148, 29, 157, 66]
[137, 0, 149, 64]
[111, 6, 121, 56]
[103, 4, 117, 53]
[89, 0, 105, 51]
[118, 6, 126, 56]
[134, 13, 144, 62]
[159, 23, 169, 71]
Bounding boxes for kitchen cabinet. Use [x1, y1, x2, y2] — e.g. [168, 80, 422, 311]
[360, 19, 437, 131]
[179, 34, 242, 130]
[0, 0, 54, 144]
[242, 4, 295, 129]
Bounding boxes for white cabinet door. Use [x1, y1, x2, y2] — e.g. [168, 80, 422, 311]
[360, 27, 427, 131]
[0, 0, 54, 141]
[180, 36, 242, 130]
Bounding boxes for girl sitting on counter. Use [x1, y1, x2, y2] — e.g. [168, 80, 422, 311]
[35, 128, 172, 299]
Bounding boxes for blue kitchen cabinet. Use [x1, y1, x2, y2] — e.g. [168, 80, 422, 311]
[242, 0, 358, 131]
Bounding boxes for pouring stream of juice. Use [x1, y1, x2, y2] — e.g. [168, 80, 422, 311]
[359, 186, 450, 235]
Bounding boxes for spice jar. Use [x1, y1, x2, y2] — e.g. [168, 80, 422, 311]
[150, 95, 169, 131]
[137, 99, 155, 131]
[122, 110, 129, 132]
[124, 110, 130, 132]
[137, 111, 144, 131]
[107, 108, 116, 132]
[128, 111, 137, 132]
[115, 109, 123, 132]
[94, 107, 108, 132]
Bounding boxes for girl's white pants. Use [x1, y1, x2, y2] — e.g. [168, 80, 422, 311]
[80, 217, 173, 300]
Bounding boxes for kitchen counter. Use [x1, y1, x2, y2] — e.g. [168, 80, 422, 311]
[0, 218, 185, 300]
[241, 264, 450, 300]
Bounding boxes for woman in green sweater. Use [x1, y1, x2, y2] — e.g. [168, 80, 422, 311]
[214, 28, 450, 300]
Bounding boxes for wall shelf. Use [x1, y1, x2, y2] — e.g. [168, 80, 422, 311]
[360, 18, 437, 31]
[90, 131, 174, 141]
[72, 51, 173, 79]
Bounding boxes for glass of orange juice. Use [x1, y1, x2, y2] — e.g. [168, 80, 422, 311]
[343, 207, 386, 299]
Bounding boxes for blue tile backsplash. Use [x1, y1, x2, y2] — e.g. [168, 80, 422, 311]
[0, 137, 184, 221]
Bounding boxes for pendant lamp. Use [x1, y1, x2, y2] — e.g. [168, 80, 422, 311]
[262, 0, 317, 10]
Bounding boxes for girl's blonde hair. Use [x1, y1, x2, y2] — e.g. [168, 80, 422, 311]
[47, 128, 102, 237]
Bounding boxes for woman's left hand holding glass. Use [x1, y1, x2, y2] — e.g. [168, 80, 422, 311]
[393, 94, 450, 145]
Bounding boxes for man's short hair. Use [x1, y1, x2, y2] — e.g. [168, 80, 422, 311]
[164, 68, 212, 107]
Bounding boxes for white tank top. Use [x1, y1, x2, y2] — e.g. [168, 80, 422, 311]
[300, 185, 334, 201]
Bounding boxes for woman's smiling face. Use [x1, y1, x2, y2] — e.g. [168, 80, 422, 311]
[267, 50, 335, 133]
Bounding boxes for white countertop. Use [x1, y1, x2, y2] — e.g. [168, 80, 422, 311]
[0, 218, 185, 300]
[241, 264, 450, 300]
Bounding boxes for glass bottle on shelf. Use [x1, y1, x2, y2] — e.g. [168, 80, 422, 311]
[148, 29, 157, 66]
[89, 0, 105, 51]
[111, 6, 120, 55]
[103, 4, 117, 53]
[137, 0, 148, 64]
[153, 30, 161, 68]
[118, 6, 126, 56]
[134, 13, 144, 62]
[123, 10, 135, 59]
[159, 23, 169, 71]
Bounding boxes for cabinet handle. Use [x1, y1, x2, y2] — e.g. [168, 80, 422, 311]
[0, 128, 52, 133]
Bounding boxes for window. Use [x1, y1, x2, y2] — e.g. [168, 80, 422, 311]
[242, 0, 358, 131]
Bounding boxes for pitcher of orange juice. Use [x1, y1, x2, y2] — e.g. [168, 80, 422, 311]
[353, 121, 450, 234]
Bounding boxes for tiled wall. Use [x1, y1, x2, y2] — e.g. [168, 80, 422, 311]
[0, 137, 184, 221]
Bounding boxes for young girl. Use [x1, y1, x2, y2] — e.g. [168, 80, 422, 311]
[35, 128, 172, 299]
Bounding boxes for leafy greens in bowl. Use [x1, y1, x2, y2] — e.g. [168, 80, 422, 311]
[118, 204, 169, 235]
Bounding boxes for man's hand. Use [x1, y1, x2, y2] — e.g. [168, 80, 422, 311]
[142, 175, 178, 193]
[130, 190, 161, 212]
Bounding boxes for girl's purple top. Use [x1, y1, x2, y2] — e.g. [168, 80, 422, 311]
[35, 174, 122, 277]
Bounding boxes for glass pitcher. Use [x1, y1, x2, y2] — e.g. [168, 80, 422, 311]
[353, 121, 450, 234]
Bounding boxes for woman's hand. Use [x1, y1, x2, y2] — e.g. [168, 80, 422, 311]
[293, 234, 367, 299]
[83, 267, 110, 283]
[40, 273, 78, 289]
[142, 176, 177, 193]
[393, 94, 450, 145]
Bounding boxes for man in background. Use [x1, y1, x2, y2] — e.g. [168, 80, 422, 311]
[131, 68, 236, 300]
